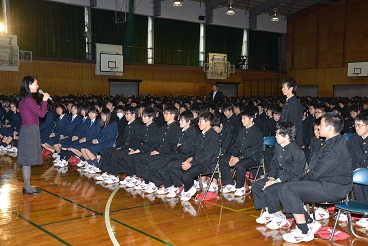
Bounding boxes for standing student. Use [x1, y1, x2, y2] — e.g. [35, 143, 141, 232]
[16, 76, 50, 194]
[280, 78, 303, 146]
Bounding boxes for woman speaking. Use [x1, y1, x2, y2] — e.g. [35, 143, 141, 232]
[17, 76, 50, 194]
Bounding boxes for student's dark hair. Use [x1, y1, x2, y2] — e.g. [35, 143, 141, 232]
[313, 117, 322, 126]
[355, 113, 368, 125]
[81, 104, 90, 115]
[221, 102, 233, 112]
[106, 100, 116, 108]
[180, 111, 193, 123]
[125, 106, 138, 116]
[331, 106, 342, 114]
[139, 102, 150, 110]
[179, 104, 189, 111]
[240, 107, 256, 119]
[233, 102, 244, 111]
[349, 104, 362, 113]
[212, 84, 218, 88]
[17, 76, 37, 101]
[88, 106, 99, 115]
[315, 103, 329, 113]
[164, 104, 179, 117]
[190, 104, 201, 115]
[142, 107, 156, 119]
[277, 121, 296, 141]
[208, 103, 218, 112]
[101, 108, 112, 127]
[56, 104, 67, 115]
[212, 115, 221, 127]
[322, 112, 344, 133]
[272, 105, 282, 114]
[71, 104, 81, 115]
[281, 78, 297, 94]
[153, 104, 163, 114]
[199, 111, 215, 125]
[302, 104, 309, 114]
[116, 105, 124, 111]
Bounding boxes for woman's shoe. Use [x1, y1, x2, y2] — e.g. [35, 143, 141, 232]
[22, 187, 42, 195]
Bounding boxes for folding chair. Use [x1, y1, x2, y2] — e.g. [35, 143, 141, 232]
[343, 132, 355, 141]
[331, 168, 368, 242]
[197, 148, 223, 203]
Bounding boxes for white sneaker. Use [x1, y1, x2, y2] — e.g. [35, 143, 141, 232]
[77, 160, 87, 167]
[282, 228, 314, 243]
[167, 187, 180, 198]
[311, 207, 329, 220]
[256, 210, 275, 224]
[144, 182, 158, 193]
[234, 187, 246, 196]
[104, 176, 119, 184]
[356, 217, 368, 227]
[338, 213, 348, 222]
[222, 184, 236, 193]
[157, 186, 171, 195]
[57, 160, 68, 167]
[180, 186, 197, 201]
[95, 172, 110, 181]
[52, 152, 59, 158]
[7, 147, 17, 153]
[208, 182, 218, 192]
[134, 182, 148, 190]
[88, 166, 101, 173]
[126, 177, 141, 188]
[6, 145, 12, 149]
[223, 193, 235, 201]
[193, 180, 200, 189]
[266, 214, 288, 230]
[181, 201, 197, 216]
[119, 176, 132, 185]
[308, 220, 322, 234]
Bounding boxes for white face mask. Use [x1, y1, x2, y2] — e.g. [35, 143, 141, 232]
[117, 112, 124, 119]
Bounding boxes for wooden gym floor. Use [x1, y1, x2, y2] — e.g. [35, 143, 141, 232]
[0, 152, 366, 246]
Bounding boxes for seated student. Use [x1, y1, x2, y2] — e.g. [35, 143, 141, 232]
[301, 105, 314, 162]
[189, 104, 201, 132]
[132, 105, 181, 193]
[53, 104, 82, 154]
[39, 105, 56, 143]
[81, 108, 118, 174]
[158, 111, 198, 197]
[98, 106, 142, 176]
[41, 104, 71, 154]
[221, 102, 242, 134]
[0, 102, 21, 151]
[343, 104, 361, 134]
[115, 105, 127, 139]
[347, 113, 368, 228]
[69, 107, 101, 159]
[308, 118, 325, 164]
[180, 111, 220, 201]
[278, 112, 353, 243]
[220, 108, 263, 196]
[314, 103, 328, 120]
[111, 108, 159, 185]
[252, 121, 306, 230]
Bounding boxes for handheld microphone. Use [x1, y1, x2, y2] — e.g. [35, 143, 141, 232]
[38, 89, 52, 101]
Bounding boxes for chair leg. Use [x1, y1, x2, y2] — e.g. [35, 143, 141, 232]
[330, 209, 341, 242]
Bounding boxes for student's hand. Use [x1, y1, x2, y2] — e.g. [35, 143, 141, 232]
[128, 150, 139, 155]
[185, 157, 193, 163]
[229, 156, 239, 167]
[50, 133, 55, 138]
[181, 161, 191, 170]
[92, 139, 98, 144]
[150, 151, 159, 156]
[79, 138, 86, 143]
[263, 180, 276, 190]
[71, 136, 78, 141]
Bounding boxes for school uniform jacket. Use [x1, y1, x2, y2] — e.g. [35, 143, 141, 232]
[39, 111, 55, 140]
[303, 134, 353, 190]
[171, 126, 198, 160]
[190, 128, 220, 173]
[116, 119, 142, 150]
[96, 121, 118, 149]
[61, 115, 82, 138]
[267, 142, 306, 182]
[281, 96, 303, 145]
[219, 123, 234, 155]
[228, 124, 263, 162]
[76, 117, 90, 139]
[136, 122, 160, 153]
[153, 121, 181, 156]
[84, 119, 101, 142]
[347, 134, 368, 169]
[223, 114, 242, 134]
[53, 114, 71, 138]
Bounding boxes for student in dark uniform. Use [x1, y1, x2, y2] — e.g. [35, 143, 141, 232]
[343, 104, 361, 134]
[308, 118, 325, 164]
[158, 111, 198, 197]
[209, 84, 224, 106]
[99, 106, 142, 176]
[221, 102, 242, 134]
[220, 108, 263, 196]
[180, 111, 220, 201]
[119, 108, 160, 186]
[133, 105, 181, 193]
[253, 121, 306, 230]
[280, 78, 303, 146]
[278, 113, 353, 243]
[301, 105, 314, 162]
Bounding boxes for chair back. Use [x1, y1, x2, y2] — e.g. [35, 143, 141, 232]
[353, 168, 368, 185]
[262, 136, 276, 151]
[343, 132, 355, 141]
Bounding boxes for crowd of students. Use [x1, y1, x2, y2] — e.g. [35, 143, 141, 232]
[0, 79, 367, 243]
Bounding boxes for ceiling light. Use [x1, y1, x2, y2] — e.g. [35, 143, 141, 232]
[227, 1, 235, 15]
[173, 0, 182, 7]
[271, 8, 279, 22]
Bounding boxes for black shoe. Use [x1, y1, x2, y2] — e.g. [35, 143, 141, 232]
[22, 187, 42, 195]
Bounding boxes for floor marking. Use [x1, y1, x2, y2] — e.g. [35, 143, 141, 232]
[12, 211, 72, 246]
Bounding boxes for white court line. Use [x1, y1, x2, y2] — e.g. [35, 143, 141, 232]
[105, 185, 121, 246]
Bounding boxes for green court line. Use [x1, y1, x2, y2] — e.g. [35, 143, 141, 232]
[110, 217, 174, 246]
[110, 202, 164, 213]
[40, 188, 102, 215]
[38, 214, 96, 227]
[12, 211, 72, 246]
